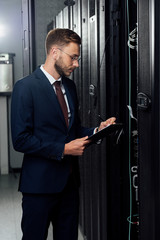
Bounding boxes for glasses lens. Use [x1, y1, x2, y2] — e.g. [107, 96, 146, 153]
[73, 56, 81, 62]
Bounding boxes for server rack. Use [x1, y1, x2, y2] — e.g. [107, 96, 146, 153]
[54, 0, 132, 239]
[138, 0, 160, 239]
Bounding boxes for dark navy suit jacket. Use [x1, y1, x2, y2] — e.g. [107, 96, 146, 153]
[11, 67, 94, 193]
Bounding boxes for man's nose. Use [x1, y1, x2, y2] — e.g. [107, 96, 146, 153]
[73, 60, 79, 68]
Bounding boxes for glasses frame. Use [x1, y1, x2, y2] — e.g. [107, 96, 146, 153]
[57, 48, 81, 62]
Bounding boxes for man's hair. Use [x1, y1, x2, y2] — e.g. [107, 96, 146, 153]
[45, 28, 81, 54]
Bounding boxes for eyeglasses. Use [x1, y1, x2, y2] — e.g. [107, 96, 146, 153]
[57, 48, 81, 62]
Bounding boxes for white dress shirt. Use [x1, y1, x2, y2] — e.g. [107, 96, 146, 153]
[40, 65, 71, 124]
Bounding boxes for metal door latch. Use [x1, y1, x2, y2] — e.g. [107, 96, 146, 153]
[137, 92, 151, 110]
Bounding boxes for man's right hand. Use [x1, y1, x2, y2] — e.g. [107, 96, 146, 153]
[64, 136, 90, 156]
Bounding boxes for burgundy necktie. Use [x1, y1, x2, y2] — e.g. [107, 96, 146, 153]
[54, 81, 68, 127]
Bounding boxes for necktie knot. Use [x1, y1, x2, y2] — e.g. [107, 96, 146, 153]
[54, 81, 61, 90]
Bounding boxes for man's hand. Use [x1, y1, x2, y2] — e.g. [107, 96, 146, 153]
[64, 136, 90, 156]
[98, 117, 116, 132]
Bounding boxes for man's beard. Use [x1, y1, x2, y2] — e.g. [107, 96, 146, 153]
[55, 58, 74, 77]
[55, 62, 66, 77]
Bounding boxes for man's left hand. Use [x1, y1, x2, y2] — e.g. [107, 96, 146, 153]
[98, 117, 116, 132]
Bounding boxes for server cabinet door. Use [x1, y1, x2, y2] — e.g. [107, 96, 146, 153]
[78, 0, 90, 238]
[89, 15, 99, 125]
[81, 0, 89, 124]
[79, 1, 109, 240]
[87, 8, 101, 240]
[55, 8, 70, 32]
[72, 0, 81, 36]
[138, 0, 160, 239]
[72, 0, 81, 96]
[63, 6, 69, 28]
[21, 0, 35, 76]
[56, 10, 63, 28]
[98, 1, 108, 239]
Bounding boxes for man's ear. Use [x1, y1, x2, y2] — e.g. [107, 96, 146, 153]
[51, 47, 58, 60]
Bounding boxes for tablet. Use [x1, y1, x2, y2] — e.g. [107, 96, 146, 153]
[87, 123, 123, 143]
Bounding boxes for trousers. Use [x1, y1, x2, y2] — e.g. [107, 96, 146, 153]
[21, 174, 79, 240]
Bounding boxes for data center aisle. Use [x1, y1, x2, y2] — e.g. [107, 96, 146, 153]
[0, 173, 83, 240]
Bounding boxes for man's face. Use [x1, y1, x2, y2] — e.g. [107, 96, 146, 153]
[55, 42, 80, 77]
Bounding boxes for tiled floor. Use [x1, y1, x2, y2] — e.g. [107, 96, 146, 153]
[0, 173, 22, 240]
[0, 173, 83, 240]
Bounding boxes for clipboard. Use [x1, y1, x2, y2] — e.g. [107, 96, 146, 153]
[87, 123, 123, 143]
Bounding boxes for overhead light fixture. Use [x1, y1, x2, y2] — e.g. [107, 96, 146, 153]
[64, 0, 75, 6]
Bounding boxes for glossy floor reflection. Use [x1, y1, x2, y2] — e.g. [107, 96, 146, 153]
[0, 173, 83, 240]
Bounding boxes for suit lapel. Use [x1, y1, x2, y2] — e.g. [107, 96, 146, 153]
[34, 68, 67, 128]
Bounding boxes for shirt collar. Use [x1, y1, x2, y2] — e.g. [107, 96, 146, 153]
[40, 65, 61, 85]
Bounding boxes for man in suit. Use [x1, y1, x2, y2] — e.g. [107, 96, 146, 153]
[11, 28, 116, 240]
